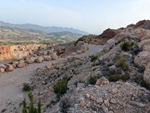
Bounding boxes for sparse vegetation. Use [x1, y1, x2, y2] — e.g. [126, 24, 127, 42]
[89, 55, 98, 62]
[120, 41, 136, 51]
[23, 83, 31, 91]
[116, 56, 129, 70]
[53, 78, 68, 95]
[88, 75, 98, 85]
[22, 92, 41, 113]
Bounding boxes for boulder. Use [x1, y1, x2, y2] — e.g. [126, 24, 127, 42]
[26, 57, 35, 64]
[12, 61, 19, 68]
[134, 51, 150, 68]
[43, 51, 47, 55]
[59, 54, 67, 58]
[96, 77, 109, 86]
[144, 62, 150, 85]
[43, 56, 52, 61]
[0, 68, 5, 73]
[17, 60, 26, 68]
[37, 52, 43, 56]
[33, 54, 37, 57]
[51, 53, 58, 60]
[5, 64, 14, 72]
[0, 64, 6, 69]
[36, 57, 44, 63]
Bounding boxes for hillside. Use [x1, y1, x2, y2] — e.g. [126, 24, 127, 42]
[1, 20, 150, 113]
[0, 26, 83, 45]
[0, 21, 88, 35]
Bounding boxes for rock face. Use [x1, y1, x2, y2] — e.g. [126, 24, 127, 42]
[96, 77, 109, 86]
[17, 60, 26, 68]
[97, 28, 117, 39]
[36, 57, 44, 63]
[5, 64, 14, 72]
[134, 51, 150, 68]
[134, 20, 150, 30]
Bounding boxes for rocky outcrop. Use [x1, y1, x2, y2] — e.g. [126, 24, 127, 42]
[97, 28, 117, 39]
[134, 20, 150, 30]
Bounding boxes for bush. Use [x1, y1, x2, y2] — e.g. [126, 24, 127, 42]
[121, 72, 130, 81]
[89, 55, 98, 62]
[120, 42, 130, 51]
[0, 52, 1, 54]
[23, 83, 31, 91]
[53, 78, 68, 95]
[87, 75, 97, 85]
[60, 95, 73, 113]
[116, 56, 129, 70]
[22, 92, 41, 113]
[109, 74, 121, 82]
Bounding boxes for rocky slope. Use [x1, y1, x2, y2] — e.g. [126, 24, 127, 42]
[1, 20, 150, 113]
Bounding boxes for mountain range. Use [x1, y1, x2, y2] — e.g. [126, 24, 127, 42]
[0, 21, 88, 35]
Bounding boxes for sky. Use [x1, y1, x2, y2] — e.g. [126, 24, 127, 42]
[0, 0, 150, 34]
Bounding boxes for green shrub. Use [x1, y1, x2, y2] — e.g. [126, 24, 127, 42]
[89, 55, 98, 62]
[22, 92, 41, 113]
[9, 62, 13, 65]
[109, 74, 121, 82]
[23, 83, 31, 91]
[88, 75, 97, 85]
[54, 67, 59, 70]
[120, 42, 130, 51]
[121, 72, 130, 81]
[116, 56, 129, 70]
[0, 52, 1, 54]
[53, 79, 68, 95]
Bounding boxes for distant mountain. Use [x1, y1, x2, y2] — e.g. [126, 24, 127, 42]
[0, 21, 88, 35]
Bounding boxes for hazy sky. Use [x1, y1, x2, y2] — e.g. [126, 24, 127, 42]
[0, 0, 150, 34]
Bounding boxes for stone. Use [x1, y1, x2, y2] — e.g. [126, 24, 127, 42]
[26, 57, 35, 64]
[109, 65, 116, 71]
[17, 60, 26, 68]
[51, 52, 58, 60]
[0, 64, 6, 69]
[144, 62, 150, 85]
[43, 56, 52, 61]
[134, 51, 150, 68]
[85, 93, 90, 98]
[96, 97, 103, 103]
[77, 50, 82, 54]
[72, 52, 76, 57]
[33, 54, 37, 57]
[5, 64, 14, 72]
[81, 49, 85, 53]
[36, 57, 44, 63]
[96, 77, 109, 86]
[12, 61, 19, 68]
[112, 88, 118, 94]
[104, 99, 109, 107]
[84, 43, 89, 50]
[110, 98, 117, 104]
[0, 68, 5, 73]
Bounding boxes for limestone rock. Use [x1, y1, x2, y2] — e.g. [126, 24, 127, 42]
[134, 51, 150, 68]
[51, 53, 58, 60]
[43, 56, 52, 61]
[36, 57, 44, 63]
[96, 97, 103, 104]
[17, 60, 26, 68]
[77, 50, 82, 54]
[0, 64, 6, 69]
[96, 77, 109, 86]
[12, 61, 19, 68]
[0, 68, 5, 73]
[26, 57, 35, 64]
[72, 52, 76, 57]
[144, 62, 150, 85]
[5, 64, 14, 72]
[84, 43, 89, 50]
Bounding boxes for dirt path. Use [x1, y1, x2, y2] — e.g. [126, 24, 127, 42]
[0, 44, 103, 111]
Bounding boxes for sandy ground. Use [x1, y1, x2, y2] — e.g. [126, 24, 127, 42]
[0, 44, 103, 111]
